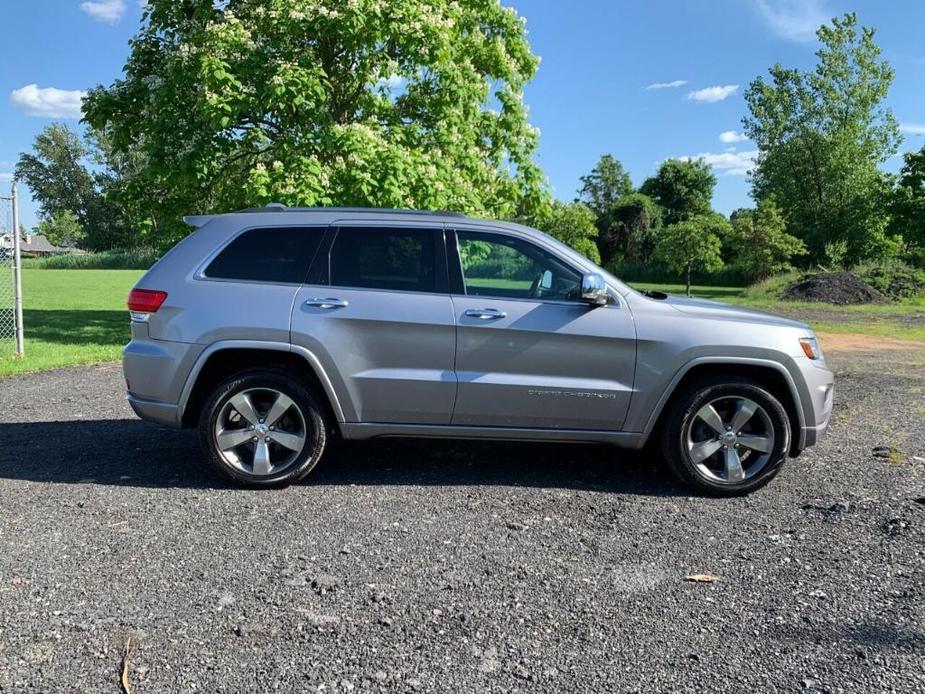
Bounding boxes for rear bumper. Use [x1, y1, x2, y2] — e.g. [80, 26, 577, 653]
[123, 332, 203, 428]
[126, 393, 181, 428]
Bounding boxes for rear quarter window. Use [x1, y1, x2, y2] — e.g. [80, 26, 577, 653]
[204, 227, 324, 284]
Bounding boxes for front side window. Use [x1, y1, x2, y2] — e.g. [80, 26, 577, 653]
[204, 227, 324, 283]
[330, 227, 436, 293]
[456, 231, 581, 301]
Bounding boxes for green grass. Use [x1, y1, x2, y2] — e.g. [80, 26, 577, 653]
[0, 269, 143, 377]
[21, 248, 159, 270]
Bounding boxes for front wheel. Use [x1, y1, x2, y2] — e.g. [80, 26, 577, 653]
[660, 378, 791, 496]
[198, 369, 328, 487]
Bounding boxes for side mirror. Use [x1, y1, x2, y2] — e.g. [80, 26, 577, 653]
[580, 273, 609, 306]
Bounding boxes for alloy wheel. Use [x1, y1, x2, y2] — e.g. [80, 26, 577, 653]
[214, 387, 308, 477]
[685, 395, 775, 484]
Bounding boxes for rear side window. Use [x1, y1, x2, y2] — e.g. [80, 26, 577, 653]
[329, 227, 436, 293]
[204, 227, 324, 283]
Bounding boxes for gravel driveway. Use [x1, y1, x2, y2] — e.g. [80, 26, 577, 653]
[0, 347, 923, 693]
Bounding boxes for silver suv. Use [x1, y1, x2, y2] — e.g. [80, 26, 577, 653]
[124, 206, 834, 495]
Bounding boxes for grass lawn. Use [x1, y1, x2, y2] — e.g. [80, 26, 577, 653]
[0, 269, 142, 377]
[0, 269, 922, 378]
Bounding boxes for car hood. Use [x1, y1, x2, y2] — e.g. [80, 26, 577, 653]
[660, 294, 811, 330]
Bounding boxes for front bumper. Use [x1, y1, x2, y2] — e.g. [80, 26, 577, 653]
[795, 357, 835, 451]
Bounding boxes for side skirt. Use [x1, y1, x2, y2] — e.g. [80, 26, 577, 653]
[340, 422, 645, 448]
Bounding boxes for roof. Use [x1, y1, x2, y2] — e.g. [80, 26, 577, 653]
[0, 233, 68, 253]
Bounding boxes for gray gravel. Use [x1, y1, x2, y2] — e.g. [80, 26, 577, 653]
[0, 350, 923, 693]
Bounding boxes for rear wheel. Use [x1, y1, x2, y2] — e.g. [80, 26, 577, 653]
[198, 369, 327, 487]
[660, 378, 791, 496]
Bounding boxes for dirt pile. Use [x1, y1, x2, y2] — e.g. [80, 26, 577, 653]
[783, 271, 888, 305]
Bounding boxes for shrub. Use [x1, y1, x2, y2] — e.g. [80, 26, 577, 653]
[853, 259, 925, 300]
[21, 248, 159, 270]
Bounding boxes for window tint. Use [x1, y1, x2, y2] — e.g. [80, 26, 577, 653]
[330, 227, 436, 293]
[456, 231, 581, 301]
[205, 227, 324, 283]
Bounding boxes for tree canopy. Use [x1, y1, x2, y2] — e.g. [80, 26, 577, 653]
[889, 145, 925, 253]
[655, 214, 727, 295]
[576, 154, 633, 218]
[84, 0, 550, 247]
[743, 13, 901, 264]
[730, 199, 806, 280]
[640, 159, 716, 226]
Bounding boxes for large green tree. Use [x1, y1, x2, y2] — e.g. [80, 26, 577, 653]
[889, 145, 925, 253]
[743, 13, 901, 263]
[576, 154, 633, 218]
[84, 0, 549, 248]
[532, 201, 600, 264]
[35, 210, 86, 248]
[730, 199, 806, 280]
[655, 214, 728, 296]
[596, 192, 661, 265]
[15, 124, 133, 251]
[15, 124, 96, 231]
[640, 159, 716, 226]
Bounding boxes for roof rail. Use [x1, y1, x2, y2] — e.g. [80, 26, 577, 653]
[232, 205, 467, 218]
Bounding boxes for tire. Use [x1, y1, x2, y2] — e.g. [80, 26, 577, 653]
[660, 377, 791, 496]
[198, 368, 328, 487]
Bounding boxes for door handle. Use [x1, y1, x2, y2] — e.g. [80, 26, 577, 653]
[464, 308, 507, 320]
[304, 297, 349, 309]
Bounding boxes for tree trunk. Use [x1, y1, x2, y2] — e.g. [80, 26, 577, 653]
[686, 264, 692, 297]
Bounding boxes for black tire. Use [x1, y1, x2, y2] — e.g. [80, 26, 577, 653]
[660, 377, 791, 496]
[198, 368, 328, 487]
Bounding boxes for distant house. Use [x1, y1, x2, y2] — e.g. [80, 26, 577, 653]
[0, 233, 74, 257]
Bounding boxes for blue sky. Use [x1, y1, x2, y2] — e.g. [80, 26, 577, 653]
[2, 0, 924, 229]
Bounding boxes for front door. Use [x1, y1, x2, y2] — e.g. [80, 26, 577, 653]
[449, 229, 636, 431]
[290, 224, 457, 424]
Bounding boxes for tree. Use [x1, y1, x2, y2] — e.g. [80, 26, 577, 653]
[15, 124, 135, 250]
[35, 210, 86, 248]
[730, 199, 807, 280]
[577, 154, 633, 218]
[743, 13, 901, 263]
[532, 201, 600, 264]
[655, 214, 727, 296]
[15, 124, 97, 232]
[84, 0, 550, 248]
[596, 192, 661, 265]
[889, 146, 925, 252]
[640, 159, 716, 225]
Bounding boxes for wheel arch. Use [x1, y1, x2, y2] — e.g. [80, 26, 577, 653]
[178, 341, 347, 429]
[641, 358, 806, 455]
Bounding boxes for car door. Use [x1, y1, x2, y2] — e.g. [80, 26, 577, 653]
[449, 228, 636, 431]
[290, 223, 457, 424]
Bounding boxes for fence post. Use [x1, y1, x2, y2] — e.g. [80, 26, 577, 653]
[11, 184, 23, 356]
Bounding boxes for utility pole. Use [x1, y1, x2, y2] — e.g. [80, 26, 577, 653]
[10, 184, 23, 356]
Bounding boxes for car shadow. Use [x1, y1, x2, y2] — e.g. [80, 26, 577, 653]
[0, 419, 685, 495]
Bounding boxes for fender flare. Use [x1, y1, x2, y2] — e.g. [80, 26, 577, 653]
[638, 356, 807, 445]
[177, 339, 348, 425]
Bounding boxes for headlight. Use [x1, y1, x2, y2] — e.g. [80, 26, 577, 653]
[799, 336, 823, 360]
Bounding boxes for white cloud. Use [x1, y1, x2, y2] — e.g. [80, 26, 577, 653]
[754, 0, 830, 43]
[900, 123, 925, 136]
[687, 85, 739, 103]
[11, 84, 86, 118]
[679, 150, 759, 176]
[0, 173, 13, 183]
[646, 80, 687, 90]
[719, 130, 748, 143]
[80, 0, 126, 23]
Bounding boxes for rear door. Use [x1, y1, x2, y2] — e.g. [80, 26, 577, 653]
[449, 228, 636, 431]
[290, 224, 457, 424]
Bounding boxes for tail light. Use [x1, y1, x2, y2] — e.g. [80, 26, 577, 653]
[128, 288, 167, 319]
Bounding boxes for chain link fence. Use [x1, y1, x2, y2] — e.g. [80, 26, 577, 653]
[0, 191, 22, 355]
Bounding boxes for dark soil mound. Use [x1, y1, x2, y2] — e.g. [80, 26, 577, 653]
[783, 271, 889, 305]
